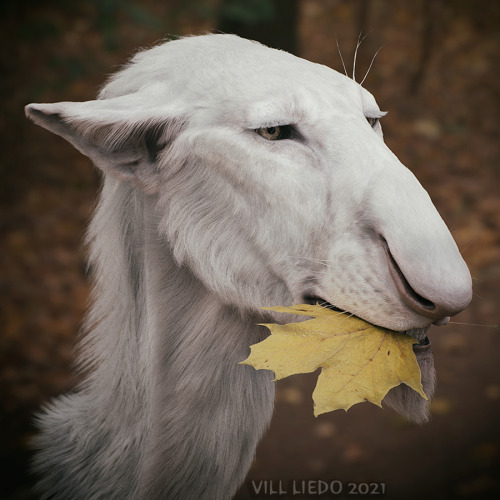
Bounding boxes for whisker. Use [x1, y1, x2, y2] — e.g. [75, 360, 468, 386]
[360, 45, 384, 86]
[314, 299, 350, 317]
[334, 312, 355, 329]
[336, 38, 348, 77]
[286, 254, 334, 267]
[352, 40, 359, 82]
[300, 258, 332, 267]
[449, 321, 499, 329]
[352, 30, 370, 82]
[457, 241, 473, 256]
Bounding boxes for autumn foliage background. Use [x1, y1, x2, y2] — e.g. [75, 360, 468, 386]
[1, 1, 499, 499]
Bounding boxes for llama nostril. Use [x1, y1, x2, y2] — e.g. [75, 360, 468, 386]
[380, 238, 461, 322]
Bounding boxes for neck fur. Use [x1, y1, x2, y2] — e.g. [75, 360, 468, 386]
[35, 176, 275, 500]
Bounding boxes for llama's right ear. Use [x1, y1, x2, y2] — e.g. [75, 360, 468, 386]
[25, 94, 184, 192]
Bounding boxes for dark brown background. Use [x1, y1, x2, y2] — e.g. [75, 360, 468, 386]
[1, 1, 499, 499]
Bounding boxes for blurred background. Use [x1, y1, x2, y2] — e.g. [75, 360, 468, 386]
[1, 0, 499, 498]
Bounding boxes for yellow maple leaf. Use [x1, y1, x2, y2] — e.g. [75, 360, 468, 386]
[241, 304, 427, 417]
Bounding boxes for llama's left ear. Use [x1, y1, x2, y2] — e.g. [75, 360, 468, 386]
[25, 94, 183, 192]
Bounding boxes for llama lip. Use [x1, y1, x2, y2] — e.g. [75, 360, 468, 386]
[403, 326, 432, 355]
[412, 335, 431, 354]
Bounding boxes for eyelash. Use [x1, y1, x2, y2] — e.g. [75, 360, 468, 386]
[254, 118, 379, 141]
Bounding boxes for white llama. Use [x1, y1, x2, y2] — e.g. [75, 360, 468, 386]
[26, 34, 471, 499]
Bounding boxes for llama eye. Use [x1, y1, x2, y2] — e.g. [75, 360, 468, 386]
[256, 125, 292, 141]
[367, 117, 379, 128]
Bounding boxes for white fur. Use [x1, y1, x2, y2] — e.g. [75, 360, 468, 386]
[25, 34, 472, 499]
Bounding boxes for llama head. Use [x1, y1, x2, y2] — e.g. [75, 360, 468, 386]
[26, 36, 471, 419]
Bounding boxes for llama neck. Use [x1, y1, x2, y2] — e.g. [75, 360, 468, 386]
[85, 177, 275, 499]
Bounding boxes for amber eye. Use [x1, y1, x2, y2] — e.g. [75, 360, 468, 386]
[367, 117, 379, 128]
[256, 125, 292, 140]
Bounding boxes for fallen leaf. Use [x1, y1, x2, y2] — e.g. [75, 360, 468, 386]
[241, 304, 426, 416]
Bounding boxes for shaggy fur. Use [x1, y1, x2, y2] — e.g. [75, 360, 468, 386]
[26, 34, 471, 499]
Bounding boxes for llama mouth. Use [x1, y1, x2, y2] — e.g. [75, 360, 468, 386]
[405, 326, 432, 355]
[412, 334, 431, 354]
[303, 296, 345, 313]
[304, 295, 431, 353]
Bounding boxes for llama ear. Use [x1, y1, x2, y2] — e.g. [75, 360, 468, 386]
[25, 96, 182, 192]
